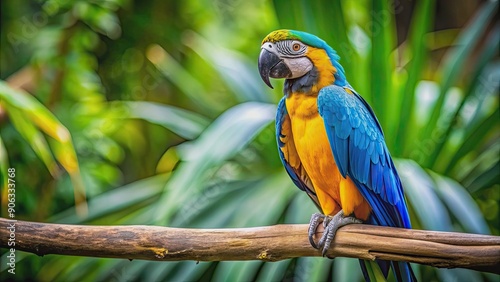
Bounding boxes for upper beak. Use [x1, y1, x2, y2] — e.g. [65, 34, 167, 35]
[258, 48, 292, 89]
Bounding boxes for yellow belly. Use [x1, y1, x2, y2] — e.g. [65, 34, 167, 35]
[285, 94, 371, 219]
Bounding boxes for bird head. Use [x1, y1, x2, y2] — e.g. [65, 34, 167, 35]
[258, 29, 346, 90]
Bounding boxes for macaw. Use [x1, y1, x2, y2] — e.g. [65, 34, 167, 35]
[258, 29, 415, 282]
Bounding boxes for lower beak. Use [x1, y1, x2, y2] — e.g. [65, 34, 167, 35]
[258, 49, 291, 89]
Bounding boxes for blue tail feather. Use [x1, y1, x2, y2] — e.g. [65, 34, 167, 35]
[354, 178, 416, 282]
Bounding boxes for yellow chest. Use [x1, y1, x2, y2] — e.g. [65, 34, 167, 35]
[283, 92, 371, 219]
[285, 93, 342, 195]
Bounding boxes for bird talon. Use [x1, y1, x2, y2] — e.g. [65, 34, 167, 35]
[322, 215, 332, 228]
[308, 212, 325, 249]
[315, 210, 361, 256]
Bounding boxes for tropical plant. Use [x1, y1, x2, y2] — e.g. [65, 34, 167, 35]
[0, 0, 498, 281]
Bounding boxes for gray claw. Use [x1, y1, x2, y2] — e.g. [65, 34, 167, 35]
[317, 210, 362, 257]
[308, 212, 325, 249]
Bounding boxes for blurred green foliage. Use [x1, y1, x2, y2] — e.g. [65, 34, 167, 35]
[0, 0, 498, 281]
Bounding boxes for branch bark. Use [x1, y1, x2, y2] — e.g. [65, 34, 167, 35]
[1, 218, 499, 274]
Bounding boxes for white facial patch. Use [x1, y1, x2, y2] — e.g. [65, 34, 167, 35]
[261, 42, 278, 56]
[283, 57, 313, 79]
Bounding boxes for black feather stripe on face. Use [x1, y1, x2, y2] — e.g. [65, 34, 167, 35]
[284, 65, 319, 95]
[276, 40, 307, 57]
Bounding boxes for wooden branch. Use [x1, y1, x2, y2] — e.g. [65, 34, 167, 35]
[1, 218, 499, 274]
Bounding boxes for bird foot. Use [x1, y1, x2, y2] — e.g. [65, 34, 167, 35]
[308, 210, 362, 256]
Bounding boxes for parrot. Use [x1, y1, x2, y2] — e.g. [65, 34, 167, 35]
[258, 29, 416, 282]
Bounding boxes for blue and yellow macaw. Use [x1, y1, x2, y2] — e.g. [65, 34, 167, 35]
[258, 30, 415, 282]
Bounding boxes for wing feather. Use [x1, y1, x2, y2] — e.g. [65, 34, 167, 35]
[317, 85, 411, 228]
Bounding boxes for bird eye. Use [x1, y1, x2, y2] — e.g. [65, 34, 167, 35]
[292, 43, 301, 51]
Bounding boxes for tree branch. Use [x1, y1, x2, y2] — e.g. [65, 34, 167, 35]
[1, 218, 499, 274]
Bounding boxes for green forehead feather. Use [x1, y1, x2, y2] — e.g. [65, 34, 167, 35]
[262, 29, 320, 47]
[262, 29, 294, 44]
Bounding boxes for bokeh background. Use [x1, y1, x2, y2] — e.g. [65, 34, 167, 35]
[1, 0, 499, 281]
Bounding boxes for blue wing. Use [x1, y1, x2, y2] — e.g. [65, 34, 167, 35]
[317, 85, 411, 228]
[276, 97, 320, 208]
[318, 85, 415, 282]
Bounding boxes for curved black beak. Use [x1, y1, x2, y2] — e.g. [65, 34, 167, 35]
[258, 49, 291, 89]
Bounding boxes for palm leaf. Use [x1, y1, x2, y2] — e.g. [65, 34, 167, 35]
[0, 81, 86, 212]
[115, 101, 210, 139]
[395, 0, 435, 155]
[422, 1, 498, 168]
[155, 102, 276, 225]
